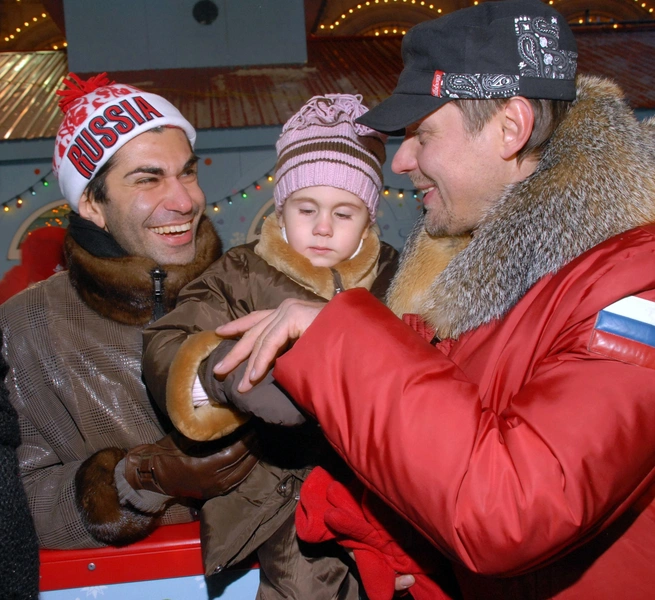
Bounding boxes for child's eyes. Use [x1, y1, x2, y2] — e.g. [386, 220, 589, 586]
[335, 212, 353, 219]
[299, 208, 315, 215]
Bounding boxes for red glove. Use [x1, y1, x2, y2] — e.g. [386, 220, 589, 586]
[296, 467, 456, 600]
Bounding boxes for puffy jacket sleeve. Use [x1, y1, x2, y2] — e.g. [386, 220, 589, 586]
[143, 251, 258, 440]
[273, 286, 655, 576]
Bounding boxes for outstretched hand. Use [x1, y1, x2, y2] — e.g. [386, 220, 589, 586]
[213, 299, 326, 392]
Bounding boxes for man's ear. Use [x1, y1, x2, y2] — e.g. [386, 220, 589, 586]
[77, 192, 107, 230]
[499, 96, 535, 160]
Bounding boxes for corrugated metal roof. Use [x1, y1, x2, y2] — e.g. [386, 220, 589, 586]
[0, 51, 67, 140]
[0, 29, 653, 142]
[575, 27, 655, 110]
[96, 36, 406, 132]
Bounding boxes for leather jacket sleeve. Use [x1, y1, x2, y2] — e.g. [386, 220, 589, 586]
[13, 380, 193, 549]
[0, 280, 193, 549]
[16, 388, 115, 548]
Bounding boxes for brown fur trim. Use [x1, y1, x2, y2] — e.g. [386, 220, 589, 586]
[66, 216, 222, 325]
[386, 225, 470, 318]
[389, 76, 655, 340]
[167, 331, 251, 441]
[254, 216, 381, 300]
[75, 447, 158, 546]
[422, 75, 655, 339]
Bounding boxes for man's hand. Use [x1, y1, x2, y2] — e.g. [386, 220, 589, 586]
[395, 574, 416, 594]
[213, 299, 326, 392]
[346, 549, 416, 594]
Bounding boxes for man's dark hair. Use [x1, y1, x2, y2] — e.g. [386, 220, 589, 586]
[454, 98, 573, 164]
[83, 154, 115, 204]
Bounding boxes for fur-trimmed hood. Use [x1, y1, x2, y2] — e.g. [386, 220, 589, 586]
[255, 215, 381, 300]
[387, 75, 655, 339]
[65, 216, 222, 326]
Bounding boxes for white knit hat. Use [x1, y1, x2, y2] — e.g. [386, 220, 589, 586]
[52, 73, 196, 211]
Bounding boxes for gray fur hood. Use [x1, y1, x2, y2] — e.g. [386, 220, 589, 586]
[387, 75, 655, 339]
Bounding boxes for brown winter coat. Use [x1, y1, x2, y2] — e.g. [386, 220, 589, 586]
[0, 217, 221, 548]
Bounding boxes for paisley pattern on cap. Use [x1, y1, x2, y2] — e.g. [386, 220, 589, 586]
[515, 15, 578, 80]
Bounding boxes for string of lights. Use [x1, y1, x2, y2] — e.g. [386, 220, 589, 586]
[209, 171, 275, 213]
[1, 167, 420, 218]
[1, 11, 68, 49]
[207, 168, 421, 214]
[2, 171, 52, 213]
[318, 0, 654, 34]
[319, 0, 443, 34]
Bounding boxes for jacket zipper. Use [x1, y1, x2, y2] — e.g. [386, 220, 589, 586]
[151, 267, 167, 322]
[331, 269, 344, 295]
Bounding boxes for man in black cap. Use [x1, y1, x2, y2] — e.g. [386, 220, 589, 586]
[214, 0, 655, 597]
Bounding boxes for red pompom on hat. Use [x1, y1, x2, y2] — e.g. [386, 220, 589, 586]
[52, 72, 196, 212]
[56, 72, 114, 113]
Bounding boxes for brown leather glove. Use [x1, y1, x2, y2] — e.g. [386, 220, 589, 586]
[124, 428, 261, 500]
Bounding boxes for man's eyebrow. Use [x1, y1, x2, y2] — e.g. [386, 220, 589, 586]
[124, 155, 199, 178]
[124, 166, 164, 178]
[185, 155, 200, 170]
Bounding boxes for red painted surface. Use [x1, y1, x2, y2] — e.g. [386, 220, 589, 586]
[39, 522, 204, 591]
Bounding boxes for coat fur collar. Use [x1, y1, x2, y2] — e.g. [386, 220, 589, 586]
[387, 75, 655, 339]
[254, 216, 380, 300]
[66, 216, 222, 326]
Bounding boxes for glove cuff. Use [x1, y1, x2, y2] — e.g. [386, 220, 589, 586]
[75, 447, 158, 546]
[115, 457, 172, 513]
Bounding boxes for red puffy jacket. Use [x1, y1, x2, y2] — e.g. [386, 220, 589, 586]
[277, 225, 655, 599]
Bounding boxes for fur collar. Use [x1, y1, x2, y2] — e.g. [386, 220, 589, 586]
[254, 216, 380, 300]
[388, 75, 655, 339]
[65, 216, 222, 326]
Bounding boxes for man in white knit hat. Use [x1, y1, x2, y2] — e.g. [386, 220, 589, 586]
[0, 72, 261, 550]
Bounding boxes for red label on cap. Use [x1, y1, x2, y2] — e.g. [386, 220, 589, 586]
[431, 70, 444, 97]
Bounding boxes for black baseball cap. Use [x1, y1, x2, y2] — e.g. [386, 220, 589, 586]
[357, 0, 578, 135]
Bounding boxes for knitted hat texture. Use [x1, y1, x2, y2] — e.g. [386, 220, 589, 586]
[274, 94, 387, 222]
[52, 73, 196, 211]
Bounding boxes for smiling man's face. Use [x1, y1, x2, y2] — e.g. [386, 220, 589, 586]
[391, 102, 510, 237]
[79, 127, 205, 265]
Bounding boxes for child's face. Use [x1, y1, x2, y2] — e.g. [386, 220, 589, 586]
[279, 186, 371, 268]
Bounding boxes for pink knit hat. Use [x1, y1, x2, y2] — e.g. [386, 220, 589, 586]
[274, 94, 387, 222]
[52, 73, 196, 212]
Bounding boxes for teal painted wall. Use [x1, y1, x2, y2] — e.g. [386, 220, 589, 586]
[63, 0, 307, 72]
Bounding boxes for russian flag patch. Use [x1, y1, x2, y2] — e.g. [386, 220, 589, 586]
[589, 296, 655, 369]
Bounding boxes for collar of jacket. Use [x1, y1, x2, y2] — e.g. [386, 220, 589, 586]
[254, 215, 381, 300]
[65, 216, 222, 326]
[387, 75, 655, 340]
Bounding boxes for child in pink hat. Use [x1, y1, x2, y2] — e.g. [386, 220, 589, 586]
[142, 94, 398, 598]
